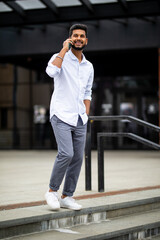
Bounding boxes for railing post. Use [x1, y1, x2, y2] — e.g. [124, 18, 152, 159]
[158, 48, 160, 144]
[97, 134, 104, 192]
[85, 119, 92, 190]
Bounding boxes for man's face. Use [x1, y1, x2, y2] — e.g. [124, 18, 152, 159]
[70, 29, 88, 51]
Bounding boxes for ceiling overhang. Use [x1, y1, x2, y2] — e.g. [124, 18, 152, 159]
[0, 0, 160, 27]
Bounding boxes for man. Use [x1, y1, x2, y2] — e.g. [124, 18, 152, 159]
[45, 24, 94, 210]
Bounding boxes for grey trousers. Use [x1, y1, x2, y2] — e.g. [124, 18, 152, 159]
[49, 115, 87, 196]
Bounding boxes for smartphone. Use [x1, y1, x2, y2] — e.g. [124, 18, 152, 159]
[69, 42, 72, 49]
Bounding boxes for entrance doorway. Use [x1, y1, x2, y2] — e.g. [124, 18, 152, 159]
[90, 75, 158, 149]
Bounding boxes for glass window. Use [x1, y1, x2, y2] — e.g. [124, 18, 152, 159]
[51, 0, 81, 7]
[0, 108, 8, 129]
[15, 0, 46, 10]
[90, 0, 117, 4]
[0, 2, 12, 12]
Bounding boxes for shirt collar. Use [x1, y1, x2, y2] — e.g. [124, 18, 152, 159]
[68, 49, 87, 64]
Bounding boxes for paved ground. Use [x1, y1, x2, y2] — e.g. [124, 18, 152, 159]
[0, 150, 160, 207]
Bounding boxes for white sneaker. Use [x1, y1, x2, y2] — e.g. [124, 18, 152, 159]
[60, 197, 82, 210]
[45, 191, 60, 210]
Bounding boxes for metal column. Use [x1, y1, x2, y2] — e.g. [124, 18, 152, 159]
[158, 48, 160, 144]
[85, 120, 92, 190]
[13, 65, 19, 148]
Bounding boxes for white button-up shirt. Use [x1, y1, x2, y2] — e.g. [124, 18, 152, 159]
[46, 49, 94, 126]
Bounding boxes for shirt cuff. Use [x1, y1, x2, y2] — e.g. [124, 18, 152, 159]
[46, 64, 61, 78]
[84, 96, 92, 101]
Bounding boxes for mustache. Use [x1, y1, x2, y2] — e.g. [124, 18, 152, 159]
[74, 40, 83, 44]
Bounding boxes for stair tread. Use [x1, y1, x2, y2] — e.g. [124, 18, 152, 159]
[9, 209, 160, 240]
[1, 193, 160, 225]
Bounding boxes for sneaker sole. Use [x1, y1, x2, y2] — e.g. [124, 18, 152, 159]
[60, 205, 82, 211]
[45, 201, 60, 210]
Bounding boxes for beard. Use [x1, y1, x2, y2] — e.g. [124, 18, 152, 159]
[71, 42, 86, 51]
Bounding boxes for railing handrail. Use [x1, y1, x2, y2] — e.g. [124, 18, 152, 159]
[97, 132, 160, 192]
[89, 115, 160, 132]
[98, 132, 160, 150]
[85, 115, 160, 191]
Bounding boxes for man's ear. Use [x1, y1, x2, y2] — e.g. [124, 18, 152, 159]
[86, 38, 88, 45]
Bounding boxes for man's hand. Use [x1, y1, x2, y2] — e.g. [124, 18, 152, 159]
[63, 38, 73, 51]
[52, 39, 73, 68]
[84, 99, 91, 116]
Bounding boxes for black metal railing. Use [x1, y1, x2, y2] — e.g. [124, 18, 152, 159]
[85, 115, 160, 192]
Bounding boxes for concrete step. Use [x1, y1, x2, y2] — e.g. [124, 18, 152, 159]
[1, 195, 160, 239]
[145, 236, 160, 240]
[6, 209, 160, 240]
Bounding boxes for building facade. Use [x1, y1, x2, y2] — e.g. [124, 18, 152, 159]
[0, 0, 160, 149]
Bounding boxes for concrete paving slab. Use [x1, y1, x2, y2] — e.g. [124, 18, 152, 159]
[0, 150, 160, 240]
[0, 150, 160, 207]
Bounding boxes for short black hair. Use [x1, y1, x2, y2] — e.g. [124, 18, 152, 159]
[69, 24, 88, 38]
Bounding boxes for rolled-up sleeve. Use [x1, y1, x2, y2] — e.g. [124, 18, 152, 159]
[46, 54, 61, 78]
[84, 65, 94, 101]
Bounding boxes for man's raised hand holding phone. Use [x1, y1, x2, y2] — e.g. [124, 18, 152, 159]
[51, 38, 73, 68]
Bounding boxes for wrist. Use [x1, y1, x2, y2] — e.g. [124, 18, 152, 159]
[62, 46, 69, 53]
[56, 55, 63, 61]
[58, 47, 68, 59]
